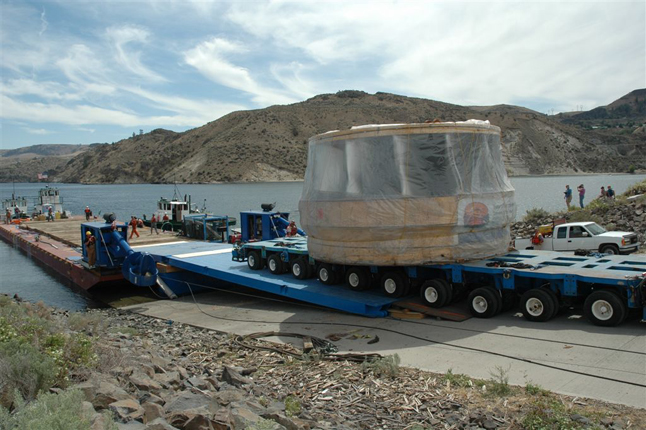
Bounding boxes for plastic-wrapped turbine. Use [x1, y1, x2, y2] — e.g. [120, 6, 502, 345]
[299, 120, 516, 265]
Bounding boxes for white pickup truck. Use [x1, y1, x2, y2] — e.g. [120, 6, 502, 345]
[515, 222, 640, 255]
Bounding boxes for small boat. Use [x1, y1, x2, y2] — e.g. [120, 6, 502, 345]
[143, 188, 236, 232]
[2, 194, 30, 219]
[34, 186, 70, 218]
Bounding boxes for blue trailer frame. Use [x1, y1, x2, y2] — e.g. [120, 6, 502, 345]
[233, 238, 646, 326]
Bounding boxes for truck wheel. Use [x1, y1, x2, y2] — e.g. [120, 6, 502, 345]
[420, 279, 451, 308]
[317, 263, 336, 285]
[345, 267, 371, 291]
[600, 244, 619, 255]
[520, 289, 555, 322]
[468, 287, 501, 318]
[541, 287, 560, 319]
[247, 251, 264, 270]
[584, 291, 627, 327]
[267, 254, 285, 274]
[291, 258, 310, 280]
[381, 272, 408, 298]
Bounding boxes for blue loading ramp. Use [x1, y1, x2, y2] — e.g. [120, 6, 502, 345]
[132, 241, 396, 317]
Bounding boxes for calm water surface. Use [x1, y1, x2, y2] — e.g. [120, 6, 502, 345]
[1, 174, 644, 309]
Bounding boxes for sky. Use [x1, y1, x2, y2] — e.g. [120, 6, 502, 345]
[1, 0, 644, 149]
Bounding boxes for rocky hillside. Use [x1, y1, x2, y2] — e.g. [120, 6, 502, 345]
[0, 144, 90, 183]
[8, 90, 646, 183]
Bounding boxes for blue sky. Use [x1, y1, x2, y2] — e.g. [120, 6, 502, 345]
[1, 0, 644, 149]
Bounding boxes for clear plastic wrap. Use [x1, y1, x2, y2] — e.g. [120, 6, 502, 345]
[299, 121, 516, 265]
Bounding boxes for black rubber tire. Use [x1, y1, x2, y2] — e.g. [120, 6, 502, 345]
[267, 254, 284, 275]
[467, 287, 501, 318]
[420, 279, 451, 308]
[500, 290, 517, 312]
[520, 289, 555, 322]
[317, 263, 336, 285]
[291, 258, 310, 280]
[542, 287, 560, 320]
[247, 251, 264, 270]
[345, 267, 371, 291]
[381, 272, 408, 298]
[584, 290, 627, 327]
[600, 244, 620, 255]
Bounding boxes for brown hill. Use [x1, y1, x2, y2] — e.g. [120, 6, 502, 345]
[6, 90, 646, 183]
[0, 144, 90, 183]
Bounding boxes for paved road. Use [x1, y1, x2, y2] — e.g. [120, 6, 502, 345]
[125, 289, 646, 408]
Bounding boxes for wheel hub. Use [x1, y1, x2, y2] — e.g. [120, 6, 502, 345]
[526, 298, 544, 317]
[591, 300, 613, 320]
[320, 269, 329, 282]
[384, 278, 396, 294]
[424, 288, 438, 303]
[293, 264, 301, 276]
[348, 273, 359, 287]
[473, 296, 488, 313]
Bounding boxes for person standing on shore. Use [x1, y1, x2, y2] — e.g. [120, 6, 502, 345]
[47, 207, 54, 222]
[85, 206, 91, 221]
[607, 185, 615, 199]
[577, 184, 586, 208]
[150, 214, 159, 235]
[129, 216, 140, 240]
[599, 186, 606, 199]
[5, 208, 11, 224]
[564, 185, 573, 209]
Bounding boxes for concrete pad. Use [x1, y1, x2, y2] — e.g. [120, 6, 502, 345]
[124, 289, 646, 408]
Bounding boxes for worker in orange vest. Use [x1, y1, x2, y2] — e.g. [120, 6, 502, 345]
[129, 216, 140, 239]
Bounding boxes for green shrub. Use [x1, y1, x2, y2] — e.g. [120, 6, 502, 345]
[523, 207, 551, 224]
[567, 210, 603, 224]
[525, 383, 548, 396]
[0, 340, 57, 407]
[0, 389, 109, 430]
[623, 179, 646, 196]
[284, 395, 302, 417]
[486, 365, 512, 397]
[442, 368, 473, 388]
[360, 354, 400, 378]
[522, 397, 589, 429]
[68, 312, 105, 334]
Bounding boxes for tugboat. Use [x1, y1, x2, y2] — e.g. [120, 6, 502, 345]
[2, 194, 30, 221]
[143, 186, 236, 232]
[34, 186, 70, 218]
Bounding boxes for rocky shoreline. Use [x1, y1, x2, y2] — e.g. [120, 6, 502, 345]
[1, 299, 644, 430]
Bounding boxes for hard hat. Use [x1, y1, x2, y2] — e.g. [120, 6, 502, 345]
[86, 231, 92, 236]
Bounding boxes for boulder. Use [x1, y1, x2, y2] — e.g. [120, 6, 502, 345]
[221, 366, 253, 387]
[130, 373, 163, 393]
[94, 380, 136, 410]
[145, 417, 179, 430]
[110, 399, 145, 423]
[210, 388, 245, 407]
[143, 402, 165, 423]
[165, 407, 211, 429]
[164, 390, 212, 413]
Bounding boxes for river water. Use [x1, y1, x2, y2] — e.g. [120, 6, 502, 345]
[1, 174, 644, 309]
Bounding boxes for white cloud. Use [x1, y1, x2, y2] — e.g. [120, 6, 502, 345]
[106, 25, 166, 83]
[184, 37, 299, 106]
[39, 8, 48, 36]
[24, 128, 53, 135]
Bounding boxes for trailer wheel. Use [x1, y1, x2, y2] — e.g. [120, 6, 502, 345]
[291, 258, 310, 280]
[541, 287, 560, 320]
[584, 291, 627, 327]
[381, 272, 408, 298]
[345, 267, 371, 291]
[520, 289, 555, 322]
[420, 279, 452, 308]
[267, 254, 285, 275]
[467, 287, 501, 318]
[600, 244, 619, 255]
[317, 263, 336, 285]
[247, 251, 264, 270]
